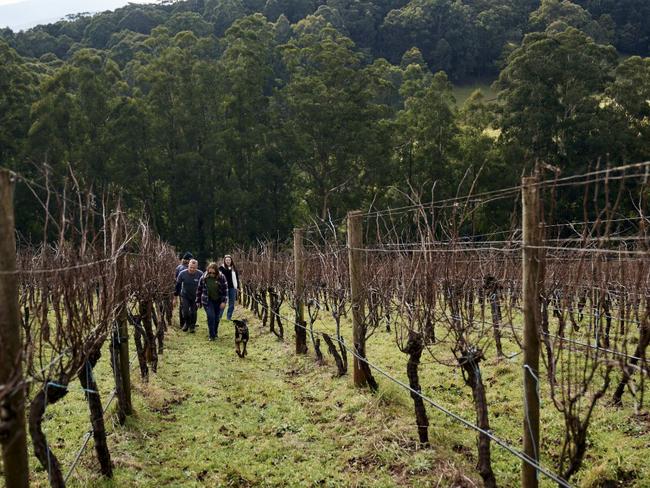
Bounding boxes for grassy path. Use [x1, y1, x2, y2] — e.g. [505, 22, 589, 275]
[21, 305, 649, 487]
[36, 309, 473, 488]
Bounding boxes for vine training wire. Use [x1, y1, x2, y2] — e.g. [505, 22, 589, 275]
[245, 293, 573, 488]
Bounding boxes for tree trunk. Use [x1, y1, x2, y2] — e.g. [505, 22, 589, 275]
[29, 384, 68, 488]
[460, 351, 497, 488]
[601, 297, 612, 349]
[309, 317, 324, 364]
[78, 357, 113, 478]
[152, 305, 165, 356]
[424, 317, 435, 344]
[253, 292, 260, 317]
[295, 319, 308, 355]
[129, 313, 149, 382]
[261, 290, 269, 328]
[613, 315, 649, 405]
[405, 331, 429, 445]
[541, 299, 557, 385]
[335, 316, 348, 373]
[163, 296, 172, 327]
[484, 277, 503, 358]
[140, 301, 158, 374]
[323, 333, 346, 376]
[355, 342, 378, 392]
[270, 292, 284, 340]
[269, 289, 276, 334]
[562, 373, 611, 481]
[489, 294, 504, 358]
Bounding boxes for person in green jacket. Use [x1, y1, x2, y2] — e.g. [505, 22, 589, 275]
[196, 262, 228, 340]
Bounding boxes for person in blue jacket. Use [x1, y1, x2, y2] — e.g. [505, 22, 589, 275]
[174, 258, 202, 332]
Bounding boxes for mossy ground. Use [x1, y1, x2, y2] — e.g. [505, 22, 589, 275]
[7, 302, 649, 488]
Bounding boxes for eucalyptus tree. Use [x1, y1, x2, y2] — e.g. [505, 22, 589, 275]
[217, 14, 294, 245]
[496, 28, 619, 172]
[273, 16, 386, 220]
[0, 41, 36, 166]
[395, 70, 459, 195]
[28, 48, 126, 184]
[133, 30, 221, 257]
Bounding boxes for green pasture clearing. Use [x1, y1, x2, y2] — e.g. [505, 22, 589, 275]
[8, 302, 649, 488]
[452, 80, 498, 105]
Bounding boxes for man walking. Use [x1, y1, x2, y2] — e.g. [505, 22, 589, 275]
[175, 259, 202, 333]
[175, 252, 192, 329]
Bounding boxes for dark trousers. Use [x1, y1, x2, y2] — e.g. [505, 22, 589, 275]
[218, 288, 238, 321]
[181, 295, 197, 330]
[205, 299, 222, 339]
[178, 301, 186, 328]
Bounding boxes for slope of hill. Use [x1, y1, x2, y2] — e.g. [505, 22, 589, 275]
[1, 0, 649, 256]
[0, 0, 157, 30]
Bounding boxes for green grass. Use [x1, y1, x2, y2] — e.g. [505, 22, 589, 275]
[452, 79, 498, 105]
[6, 303, 648, 488]
[12, 310, 475, 487]
[259, 302, 650, 488]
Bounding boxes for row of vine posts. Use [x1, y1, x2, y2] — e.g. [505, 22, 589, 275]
[0, 168, 177, 488]
[3, 163, 646, 487]
[237, 165, 649, 488]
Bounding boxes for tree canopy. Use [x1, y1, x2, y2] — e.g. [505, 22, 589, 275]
[1, 0, 648, 257]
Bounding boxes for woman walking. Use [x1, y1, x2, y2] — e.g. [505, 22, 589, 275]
[219, 255, 240, 321]
[196, 262, 228, 340]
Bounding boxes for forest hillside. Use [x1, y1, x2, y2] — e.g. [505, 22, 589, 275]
[1, 0, 649, 255]
[1, 2, 649, 488]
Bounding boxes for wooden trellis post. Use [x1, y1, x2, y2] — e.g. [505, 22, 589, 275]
[0, 169, 30, 488]
[347, 210, 369, 387]
[268, 244, 276, 333]
[522, 176, 542, 488]
[294, 228, 308, 354]
[110, 209, 132, 423]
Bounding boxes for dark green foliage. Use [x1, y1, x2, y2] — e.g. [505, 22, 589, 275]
[0, 0, 650, 81]
[496, 28, 619, 171]
[0, 41, 36, 165]
[84, 13, 120, 49]
[395, 70, 459, 190]
[574, 0, 650, 54]
[5, 0, 647, 79]
[165, 11, 214, 36]
[379, 0, 478, 80]
[2, 1, 650, 257]
[108, 30, 150, 66]
[204, 0, 249, 36]
[606, 56, 650, 161]
[274, 20, 387, 218]
[263, 0, 319, 24]
[529, 0, 613, 44]
[117, 7, 165, 35]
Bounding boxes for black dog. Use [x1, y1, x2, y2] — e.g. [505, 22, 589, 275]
[233, 319, 249, 358]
